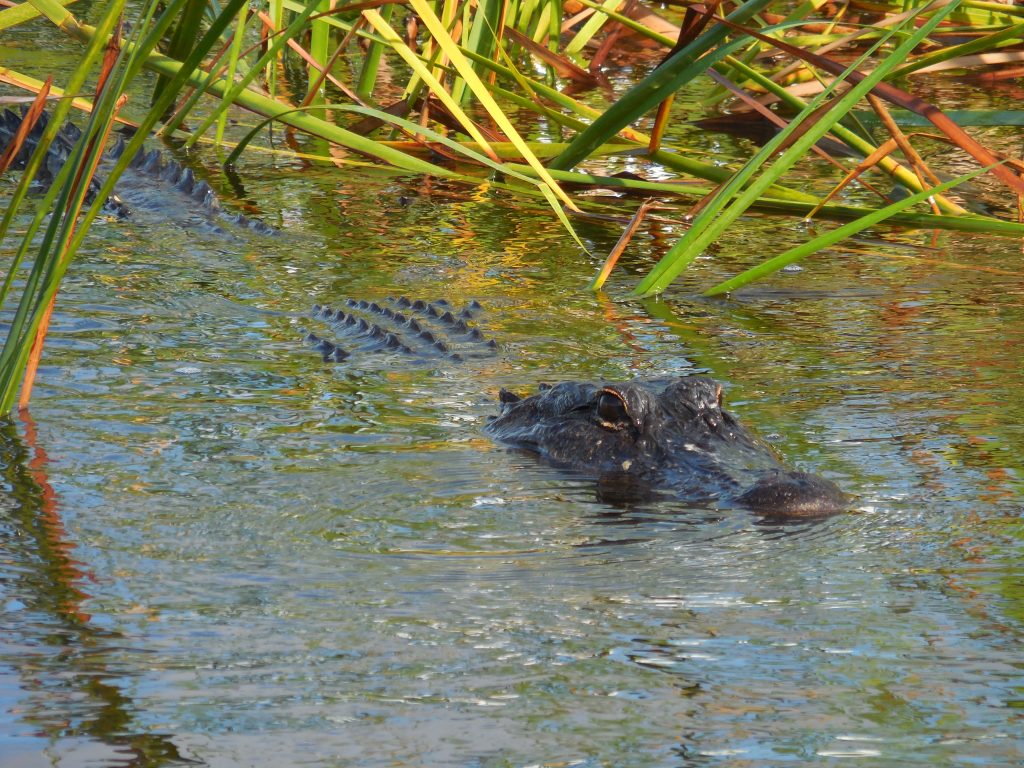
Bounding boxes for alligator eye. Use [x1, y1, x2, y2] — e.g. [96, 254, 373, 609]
[596, 391, 631, 429]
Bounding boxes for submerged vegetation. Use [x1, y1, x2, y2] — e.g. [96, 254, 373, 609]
[1, 0, 1023, 411]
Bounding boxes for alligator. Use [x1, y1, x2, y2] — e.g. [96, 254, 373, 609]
[0, 108, 276, 234]
[484, 376, 846, 517]
[306, 299, 844, 516]
[2, 110, 843, 518]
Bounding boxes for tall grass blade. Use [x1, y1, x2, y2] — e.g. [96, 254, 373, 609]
[550, 0, 774, 172]
[216, 3, 250, 145]
[632, 0, 960, 298]
[405, 0, 579, 212]
[452, 0, 502, 104]
[703, 165, 999, 296]
[356, 5, 389, 98]
[307, 0, 331, 102]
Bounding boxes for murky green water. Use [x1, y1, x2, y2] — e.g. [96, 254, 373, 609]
[3, 18, 1024, 768]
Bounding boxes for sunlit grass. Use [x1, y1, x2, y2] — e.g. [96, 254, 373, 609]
[2, 0, 1024, 411]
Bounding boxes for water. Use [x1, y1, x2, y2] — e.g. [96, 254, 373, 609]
[3, 39, 1024, 768]
[2, 150, 1021, 766]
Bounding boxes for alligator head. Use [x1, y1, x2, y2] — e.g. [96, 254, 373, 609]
[485, 376, 846, 517]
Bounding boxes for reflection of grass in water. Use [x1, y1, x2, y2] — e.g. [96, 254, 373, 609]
[0, 417, 188, 764]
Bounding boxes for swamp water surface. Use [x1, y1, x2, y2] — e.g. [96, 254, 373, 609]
[1, 153, 1022, 767]
[1, 54, 1024, 768]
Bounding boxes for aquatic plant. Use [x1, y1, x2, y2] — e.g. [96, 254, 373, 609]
[0, 0, 248, 412]
[1, 0, 1023, 410]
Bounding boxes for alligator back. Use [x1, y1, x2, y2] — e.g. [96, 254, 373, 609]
[305, 297, 498, 363]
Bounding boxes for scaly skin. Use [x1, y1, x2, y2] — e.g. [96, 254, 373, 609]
[0, 108, 275, 233]
[485, 376, 846, 517]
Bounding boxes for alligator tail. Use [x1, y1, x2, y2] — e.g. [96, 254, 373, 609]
[2, 108, 278, 234]
[0, 107, 130, 218]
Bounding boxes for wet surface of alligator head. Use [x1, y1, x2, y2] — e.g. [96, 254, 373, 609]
[485, 376, 845, 517]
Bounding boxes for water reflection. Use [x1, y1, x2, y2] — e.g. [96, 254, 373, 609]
[1, 60, 1022, 765]
[0, 418, 191, 766]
